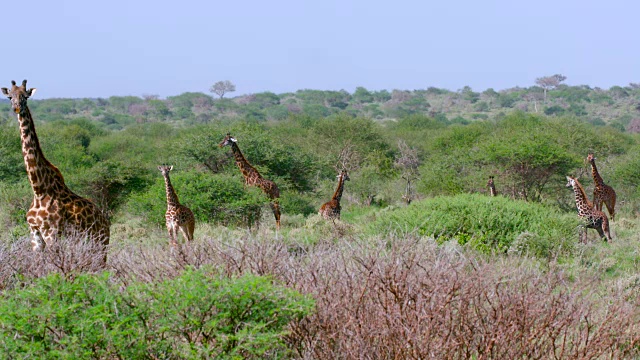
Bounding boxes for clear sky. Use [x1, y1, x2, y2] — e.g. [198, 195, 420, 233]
[3, 0, 638, 98]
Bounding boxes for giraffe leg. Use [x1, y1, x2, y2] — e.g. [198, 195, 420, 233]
[167, 226, 178, 246]
[594, 199, 603, 212]
[270, 202, 281, 231]
[30, 229, 45, 251]
[179, 224, 192, 242]
[187, 220, 195, 241]
[605, 197, 616, 222]
[601, 218, 612, 242]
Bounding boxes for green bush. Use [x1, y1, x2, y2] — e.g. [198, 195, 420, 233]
[124, 170, 270, 227]
[0, 270, 314, 359]
[128, 269, 314, 359]
[370, 193, 579, 257]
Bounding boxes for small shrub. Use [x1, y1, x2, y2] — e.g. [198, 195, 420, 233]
[370, 193, 578, 257]
[0, 269, 314, 359]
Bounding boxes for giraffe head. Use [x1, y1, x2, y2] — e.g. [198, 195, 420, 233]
[158, 165, 173, 176]
[338, 169, 350, 182]
[1, 80, 36, 115]
[565, 175, 576, 188]
[487, 176, 494, 186]
[219, 133, 237, 148]
[586, 153, 596, 164]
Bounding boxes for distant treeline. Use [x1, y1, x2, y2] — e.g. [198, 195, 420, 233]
[2, 81, 640, 131]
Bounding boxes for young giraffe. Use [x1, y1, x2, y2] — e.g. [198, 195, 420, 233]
[487, 176, 497, 197]
[1, 80, 110, 255]
[219, 133, 281, 230]
[565, 176, 612, 242]
[587, 153, 616, 221]
[158, 165, 195, 245]
[319, 169, 350, 221]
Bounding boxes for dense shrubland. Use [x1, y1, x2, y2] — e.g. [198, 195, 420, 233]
[1, 83, 640, 358]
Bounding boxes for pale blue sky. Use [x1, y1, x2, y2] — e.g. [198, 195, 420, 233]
[3, 0, 638, 98]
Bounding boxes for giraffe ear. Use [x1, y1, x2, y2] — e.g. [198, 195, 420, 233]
[26, 88, 36, 97]
[1, 88, 8, 96]
[158, 166, 163, 171]
[169, 166, 173, 171]
[230, 137, 237, 143]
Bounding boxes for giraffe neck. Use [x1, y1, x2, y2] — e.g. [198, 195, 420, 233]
[571, 180, 592, 213]
[489, 184, 496, 196]
[230, 142, 262, 180]
[590, 161, 604, 185]
[18, 108, 67, 197]
[162, 174, 180, 207]
[332, 175, 346, 202]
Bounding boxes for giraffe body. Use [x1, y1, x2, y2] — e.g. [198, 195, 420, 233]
[566, 176, 612, 242]
[219, 133, 281, 229]
[487, 176, 497, 197]
[2, 80, 110, 256]
[587, 154, 616, 221]
[319, 170, 350, 220]
[158, 166, 195, 245]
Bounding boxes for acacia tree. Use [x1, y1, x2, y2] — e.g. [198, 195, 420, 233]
[535, 74, 566, 103]
[209, 80, 236, 99]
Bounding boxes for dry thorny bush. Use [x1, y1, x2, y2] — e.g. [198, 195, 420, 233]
[2, 234, 640, 359]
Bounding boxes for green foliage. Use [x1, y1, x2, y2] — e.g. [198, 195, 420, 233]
[302, 103, 332, 118]
[481, 114, 579, 201]
[0, 181, 31, 240]
[0, 270, 314, 359]
[74, 160, 152, 211]
[37, 123, 97, 175]
[108, 95, 143, 112]
[166, 92, 213, 109]
[279, 191, 316, 216]
[127, 269, 314, 358]
[0, 272, 140, 359]
[0, 125, 24, 183]
[124, 170, 268, 227]
[371, 193, 578, 257]
[353, 86, 374, 104]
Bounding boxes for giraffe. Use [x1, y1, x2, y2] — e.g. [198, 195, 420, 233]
[158, 165, 195, 245]
[1, 80, 110, 257]
[586, 153, 616, 221]
[565, 176, 612, 242]
[319, 169, 350, 221]
[219, 133, 281, 230]
[487, 176, 497, 197]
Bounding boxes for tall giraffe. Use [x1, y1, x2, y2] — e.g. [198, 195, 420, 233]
[219, 133, 281, 230]
[158, 165, 195, 245]
[565, 176, 612, 242]
[1, 80, 110, 255]
[487, 176, 497, 197]
[587, 153, 616, 221]
[319, 169, 350, 221]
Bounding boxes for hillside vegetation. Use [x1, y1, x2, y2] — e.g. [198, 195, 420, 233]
[1, 81, 640, 358]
